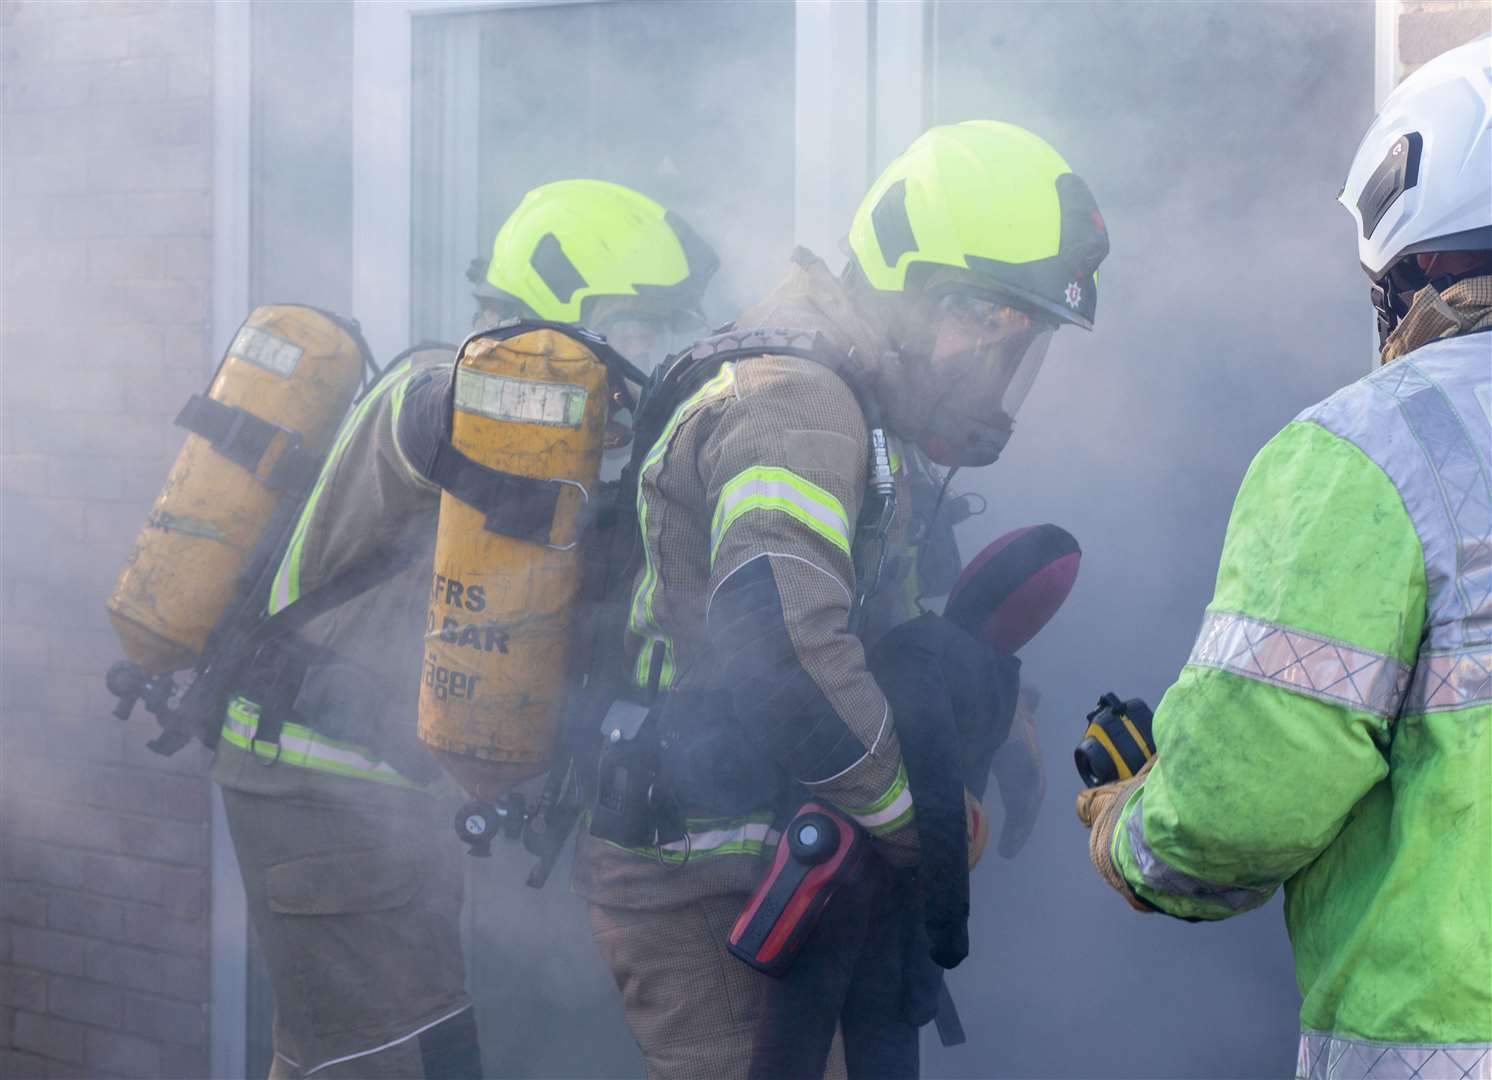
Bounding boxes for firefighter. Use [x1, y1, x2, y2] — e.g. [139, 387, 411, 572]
[574, 121, 1110, 1079]
[1075, 40, 1491, 1075]
[213, 179, 716, 1079]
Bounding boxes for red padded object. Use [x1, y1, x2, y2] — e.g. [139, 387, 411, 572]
[944, 524, 1081, 653]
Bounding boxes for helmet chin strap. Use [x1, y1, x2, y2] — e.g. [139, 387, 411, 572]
[1374, 260, 1487, 348]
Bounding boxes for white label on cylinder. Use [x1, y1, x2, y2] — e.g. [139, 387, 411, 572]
[230, 326, 305, 378]
[454, 368, 588, 428]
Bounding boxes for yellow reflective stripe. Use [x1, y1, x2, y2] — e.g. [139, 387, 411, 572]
[389, 370, 414, 426]
[709, 466, 851, 567]
[844, 763, 916, 836]
[1118, 713, 1153, 764]
[268, 362, 413, 614]
[1085, 721, 1133, 780]
[604, 812, 780, 865]
[628, 363, 737, 688]
[221, 698, 420, 789]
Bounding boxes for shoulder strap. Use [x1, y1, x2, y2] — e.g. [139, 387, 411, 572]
[624, 326, 898, 647]
[629, 327, 854, 462]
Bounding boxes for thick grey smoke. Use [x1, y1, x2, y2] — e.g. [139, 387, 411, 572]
[421, 4, 1377, 1077]
[245, 1, 1379, 1075]
[1, 0, 1375, 1076]
[926, 3, 1374, 1076]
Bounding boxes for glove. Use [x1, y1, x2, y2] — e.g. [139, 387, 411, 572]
[965, 789, 989, 870]
[1074, 758, 1153, 913]
[991, 688, 1045, 858]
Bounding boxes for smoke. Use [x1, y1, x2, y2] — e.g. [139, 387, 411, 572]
[2, 0, 1376, 1075]
[256, 1, 1379, 1076]
[925, 2, 1374, 1076]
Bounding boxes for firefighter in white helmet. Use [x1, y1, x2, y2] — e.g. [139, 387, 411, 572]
[1076, 38, 1492, 1076]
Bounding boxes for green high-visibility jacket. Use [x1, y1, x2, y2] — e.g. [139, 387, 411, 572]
[1113, 331, 1491, 1076]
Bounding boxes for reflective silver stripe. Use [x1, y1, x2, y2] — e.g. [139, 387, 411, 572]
[304, 1005, 474, 1077]
[1189, 611, 1411, 719]
[1305, 342, 1491, 654]
[709, 467, 852, 562]
[608, 815, 781, 866]
[1125, 793, 1274, 912]
[222, 701, 418, 788]
[1297, 1031, 1492, 1079]
[656, 820, 780, 859]
[1405, 645, 1492, 714]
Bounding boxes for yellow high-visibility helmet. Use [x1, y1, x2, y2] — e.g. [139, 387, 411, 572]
[848, 121, 1109, 329]
[474, 179, 718, 326]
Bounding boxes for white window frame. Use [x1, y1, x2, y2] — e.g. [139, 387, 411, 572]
[350, 0, 927, 359]
[209, 2, 252, 1073]
[1374, 0, 1399, 109]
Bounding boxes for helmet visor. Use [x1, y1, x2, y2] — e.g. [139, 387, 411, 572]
[921, 292, 1055, 466]
[934, 292, 1053, 416]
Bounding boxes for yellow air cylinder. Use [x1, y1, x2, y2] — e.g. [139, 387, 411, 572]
[419, 328, 609, 801]
[106, 306, 364, 675]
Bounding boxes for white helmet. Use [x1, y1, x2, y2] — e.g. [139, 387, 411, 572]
[1339, 35, 1492, 341]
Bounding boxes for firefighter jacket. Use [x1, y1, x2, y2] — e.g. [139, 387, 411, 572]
[574, 252, 929, 909]
[1110, 277, 1492, 1075]
[213, 346, 457, 797]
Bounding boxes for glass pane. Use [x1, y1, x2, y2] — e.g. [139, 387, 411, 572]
[412, 0, 796, 346]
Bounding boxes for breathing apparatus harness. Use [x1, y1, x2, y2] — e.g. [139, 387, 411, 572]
[584, 326, 898, 861]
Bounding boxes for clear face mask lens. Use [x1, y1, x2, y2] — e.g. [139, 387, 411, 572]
[932, 294, 1053, 418]
[997, 327, 1052, 418]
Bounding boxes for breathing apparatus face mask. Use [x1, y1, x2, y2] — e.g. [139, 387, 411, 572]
[917, 290, 1055, 468]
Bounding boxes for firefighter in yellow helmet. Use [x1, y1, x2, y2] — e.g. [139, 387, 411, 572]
[574, 121, 1109, 1079]
[211, 180, 716, 1079]
[470, 177, 717, 363]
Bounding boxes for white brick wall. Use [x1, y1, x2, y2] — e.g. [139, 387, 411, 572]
[1396, 0, 1491, 79]
[1, 3, 216, 1077]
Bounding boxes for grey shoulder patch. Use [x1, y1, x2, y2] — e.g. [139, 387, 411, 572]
[783, 428, 864, 479]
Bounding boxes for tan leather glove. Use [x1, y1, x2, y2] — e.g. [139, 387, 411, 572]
[966, 788, 989, 870]
[1075, 758, 1153, 913]
[992, 687, 1046, 858]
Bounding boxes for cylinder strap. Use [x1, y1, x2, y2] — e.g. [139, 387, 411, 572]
[426, 439, 565, 546]
[174, 394, 319, 493]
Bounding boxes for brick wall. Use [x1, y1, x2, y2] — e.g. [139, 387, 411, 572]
[1396, 0, 1490, 80]
[1, 3, 217, 1078]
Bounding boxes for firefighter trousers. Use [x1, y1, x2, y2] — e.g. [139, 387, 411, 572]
[588, 892, 847, 1080]
[222, 784, 479, 1078]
